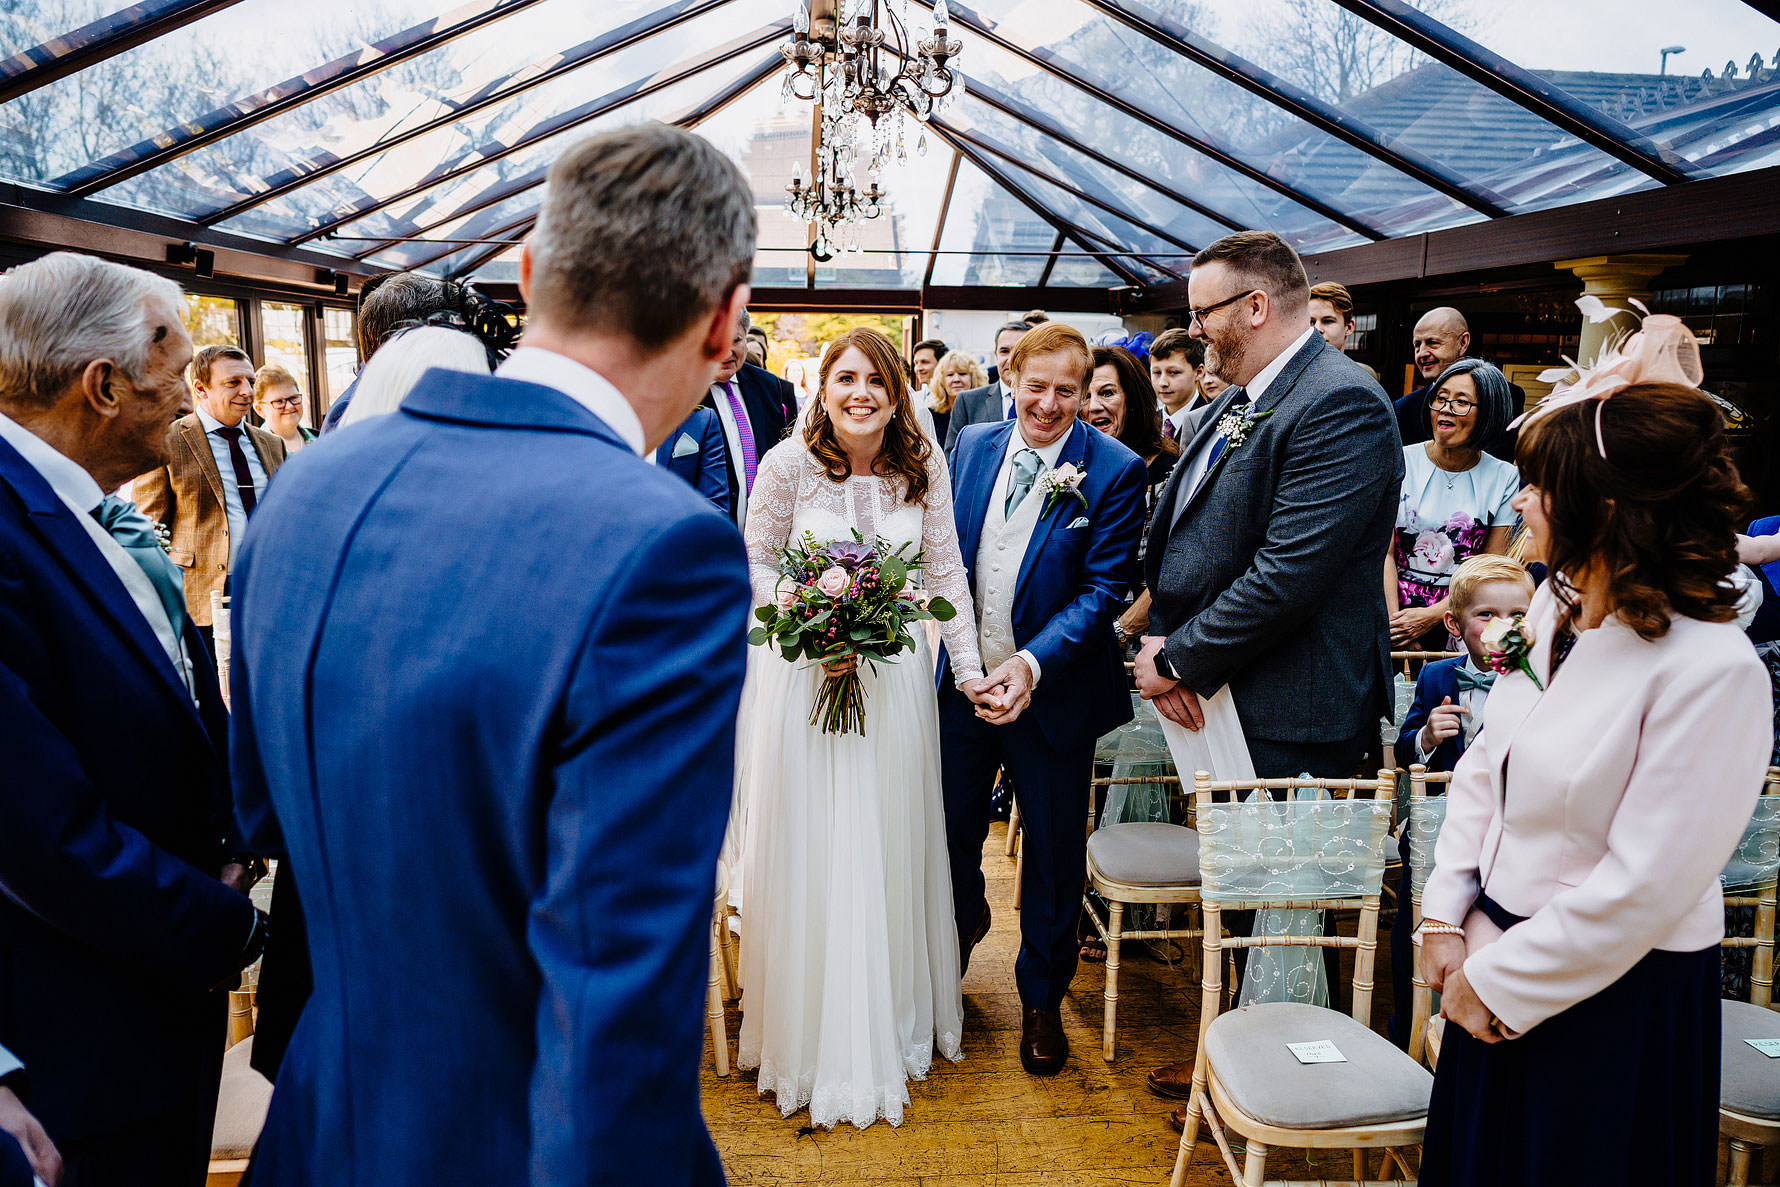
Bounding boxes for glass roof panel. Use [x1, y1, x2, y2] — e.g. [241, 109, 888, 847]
[0, 0, 537, 189]
[971, 0, 1482, 236]
[0, 3, 161, 58]
[929, 159, 1060, 287]
[969, 163, 1180, 284]
[1405, 0, 1780, 180]
[348, 56, 769, 271]
[711, 82, 952, 290]
[961, 36, 1368, 252]
[944, 95, 1233, 252]
[1194, 0, 1661, 221]
[1044, 253, 1123, 288]
[92, 1, 766, 229]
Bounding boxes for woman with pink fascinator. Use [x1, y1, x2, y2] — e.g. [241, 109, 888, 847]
[1416, 311, 1772, 1187]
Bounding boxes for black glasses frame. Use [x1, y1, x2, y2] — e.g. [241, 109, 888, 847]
[1187, 289, 1260, 328]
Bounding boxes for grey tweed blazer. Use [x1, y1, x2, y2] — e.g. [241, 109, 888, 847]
[1145, 332, 1402, 745]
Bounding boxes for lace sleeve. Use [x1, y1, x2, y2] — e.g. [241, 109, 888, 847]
[744, 442, 799, 608]
[919, 448, 982, 683]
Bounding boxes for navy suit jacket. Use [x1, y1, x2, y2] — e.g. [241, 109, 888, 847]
[655, 406, 729, 516]
[0, 436, 254, 1142]
[704, 363, 792, 519]
[941, 418, 1148, 753]
[1392, 655, 1467, 773]
[231, 369, 748, 1187]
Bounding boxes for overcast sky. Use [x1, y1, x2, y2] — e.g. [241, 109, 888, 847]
[1469, 0, 1779, 75]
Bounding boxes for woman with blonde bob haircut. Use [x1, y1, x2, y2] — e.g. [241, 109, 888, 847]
[1417, 313, 1771, 1187]
[734, 326, 986, 1131]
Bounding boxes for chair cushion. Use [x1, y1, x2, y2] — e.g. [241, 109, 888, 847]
[1721, 999, 1780, 1120]
[1086, 822, 1200, 887]
[211, 1037, 274, 1160]
[1205, 1002, 1433, 1130]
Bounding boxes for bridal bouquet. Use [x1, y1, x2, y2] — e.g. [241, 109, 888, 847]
[749, 531, 957, 736]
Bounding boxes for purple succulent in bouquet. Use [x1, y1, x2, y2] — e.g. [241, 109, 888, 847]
[823, 539, 877, 570]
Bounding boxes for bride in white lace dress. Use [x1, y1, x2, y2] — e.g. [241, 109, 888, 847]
[736, 328, 984, 1129]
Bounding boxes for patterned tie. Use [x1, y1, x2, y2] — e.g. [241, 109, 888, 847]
[214, 424, 258, 515]
[1005, 448, 1042, 517]
[1161, 415, 1178, 443]
[1454, 666, 1497, 694]
[92, 495, 186, 636]
[721, 381, 758, 494]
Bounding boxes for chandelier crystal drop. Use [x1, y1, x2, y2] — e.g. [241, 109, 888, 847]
[780, 0, 961, 239]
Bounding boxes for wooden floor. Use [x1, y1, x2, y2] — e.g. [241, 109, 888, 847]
[701, 820, 1368, 1185]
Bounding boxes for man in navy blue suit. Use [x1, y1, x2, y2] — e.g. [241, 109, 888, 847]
[230, 125, 755, 1186]
[0, 253, 270, 1185]
[701, 310, 793, 527]
[654, 404, 729, 516]
[939, 321, 1148, 1076]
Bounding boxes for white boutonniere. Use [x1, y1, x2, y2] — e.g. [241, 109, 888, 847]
[1039, 461, 1089, 519]
[1480, 612, 1543, 690]
[1213, 402, 1272, 450]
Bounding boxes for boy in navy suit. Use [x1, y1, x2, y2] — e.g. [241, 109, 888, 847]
[1390, 553, 1534, 1043]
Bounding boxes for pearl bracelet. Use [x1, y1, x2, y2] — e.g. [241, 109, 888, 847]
[1417, 922, 1465, 937]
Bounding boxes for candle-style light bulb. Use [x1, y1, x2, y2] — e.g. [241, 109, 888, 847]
[793, 2, 808, 34]
[934, 0, 949, 27]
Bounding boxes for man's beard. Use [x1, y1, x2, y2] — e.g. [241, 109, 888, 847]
[1203, 327, 1249, 390]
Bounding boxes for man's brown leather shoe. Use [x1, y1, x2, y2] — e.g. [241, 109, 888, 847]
[1020, 1006, 1068, 1075]
[960, 904, 991, 976]
[1147, 1058, 1194, 1100]
[1168, 1104, 1242, 1154]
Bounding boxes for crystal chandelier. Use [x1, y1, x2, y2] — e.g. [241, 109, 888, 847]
[780, 0, 963, 255]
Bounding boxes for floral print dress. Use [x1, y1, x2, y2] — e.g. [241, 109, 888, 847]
[1393, 444, 1520, 609]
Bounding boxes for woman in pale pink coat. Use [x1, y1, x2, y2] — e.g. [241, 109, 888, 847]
[1418, 320, 1771, 1187]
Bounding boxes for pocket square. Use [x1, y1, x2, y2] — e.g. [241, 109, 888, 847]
[671, 433, 699, 459]
[1064, 516, 1091, 530]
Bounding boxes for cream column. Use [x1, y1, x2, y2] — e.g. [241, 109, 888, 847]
[1557, 254, 1687, 365]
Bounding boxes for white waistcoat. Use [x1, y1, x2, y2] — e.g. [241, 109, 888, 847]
[974, 480, 1047, 673]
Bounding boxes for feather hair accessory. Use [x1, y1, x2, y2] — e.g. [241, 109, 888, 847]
[1512, 297, 1703, 458]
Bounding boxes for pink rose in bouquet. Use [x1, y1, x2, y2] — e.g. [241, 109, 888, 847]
[748, 531, 957, 735]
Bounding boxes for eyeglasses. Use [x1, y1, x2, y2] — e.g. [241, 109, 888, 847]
[1186, 289, 1259, 329]
[1428, 395, 1477, 415]
[263, 396, 303, 410]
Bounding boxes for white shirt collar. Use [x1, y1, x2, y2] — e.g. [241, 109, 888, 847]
[497, 346, 645, 457]
[0, 410, 103, 512]
[193, 404, 231, 435]
[1008, 420, 1070, 471]
[1243, 326, 1317, 404]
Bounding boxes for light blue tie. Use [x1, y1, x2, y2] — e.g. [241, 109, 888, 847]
[1454, 666, 1497, 694]
[1006, 448, 1042, 517]
[92, 494, 186, 637]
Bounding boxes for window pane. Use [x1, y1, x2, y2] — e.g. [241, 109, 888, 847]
[182, 294, 241, 351]
[0, 0, 525, 189]
[1196, 0, 1659, 220]
[971, 0, 1479, 236]
[322, 308, 359, 407]
[108, 1, 768, 229]
[259, 302, 312, 421]
[0, 3, 175, 58]
[341, 53, 773, 269]
[1045, 254, 1124, 288]
[929, 160, 1051, 287]
[1403, 0, 1780, 180]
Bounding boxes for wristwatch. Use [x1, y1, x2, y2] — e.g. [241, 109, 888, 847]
[1152, 646, 1179, 682]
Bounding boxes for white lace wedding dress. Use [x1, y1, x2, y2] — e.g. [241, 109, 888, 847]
[735, 436, 981, 1130]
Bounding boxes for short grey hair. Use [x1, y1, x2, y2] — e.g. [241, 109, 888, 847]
[738, 308, 751, 334]
[0, 252, 184, 410]
[527, 123, 756, 351]
[339, 326, 490, 429]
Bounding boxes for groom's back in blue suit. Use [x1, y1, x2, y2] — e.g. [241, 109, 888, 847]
[230, 367, 749, 1187]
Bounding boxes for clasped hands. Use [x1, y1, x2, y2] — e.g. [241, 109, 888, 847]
[1132, 636, 1204, 730]
[0, 1083, 61, 1186]
[1422, 928, 1507, 1045]
[960, 656, 1034, 725]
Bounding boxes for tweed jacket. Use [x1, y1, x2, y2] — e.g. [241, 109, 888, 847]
[1145, 332, 1402, 744]
[134, 413, 285, 627]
